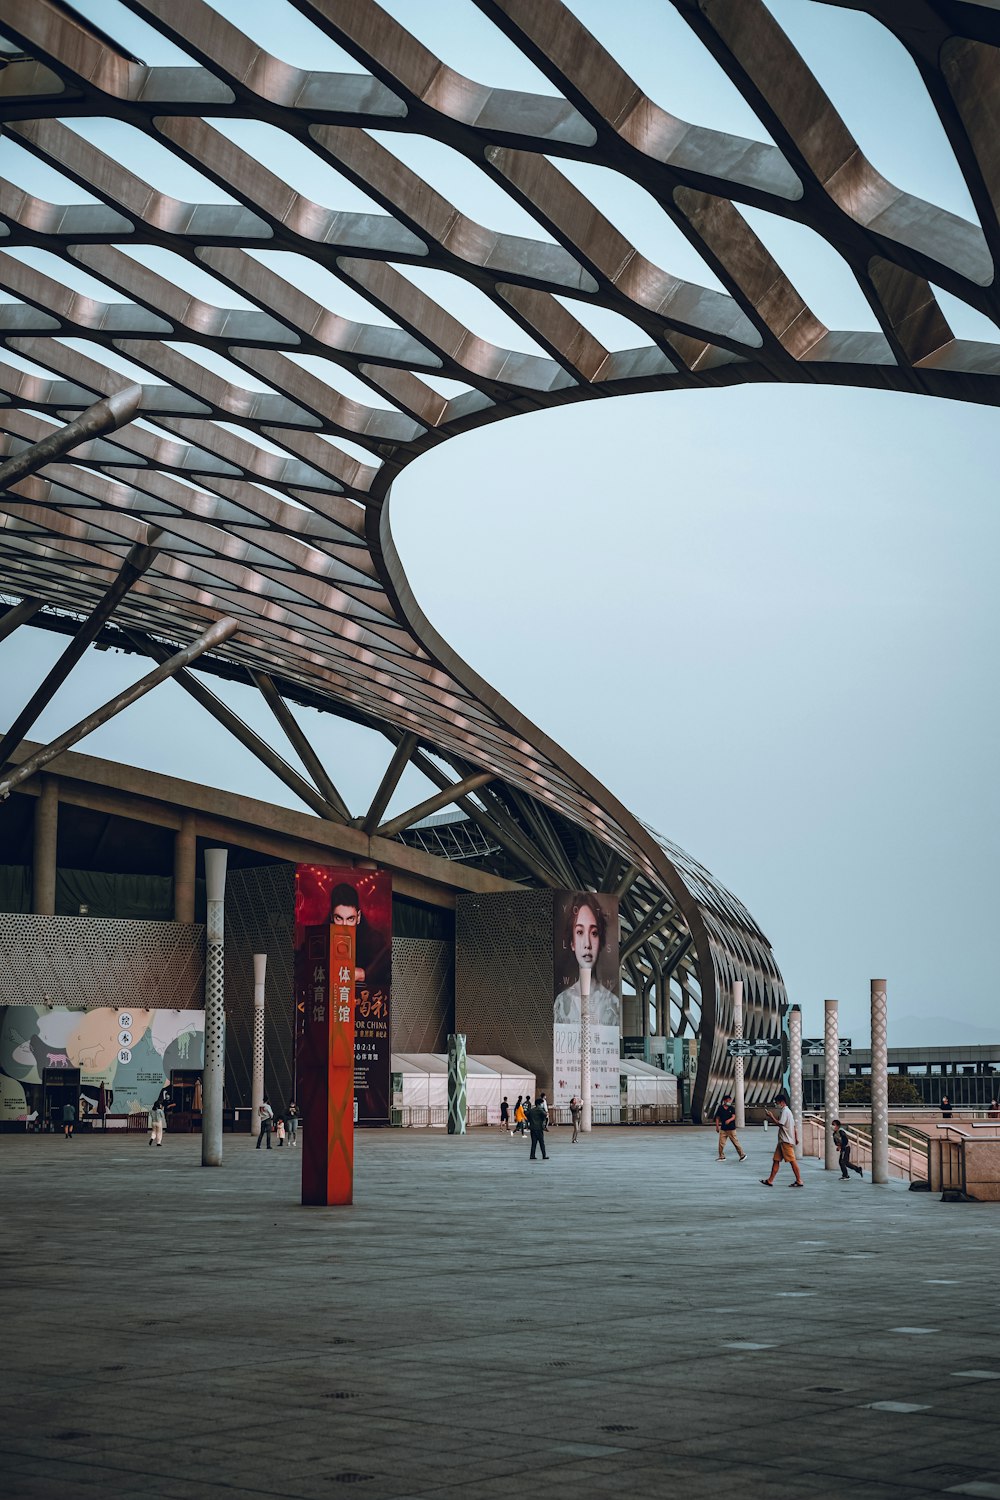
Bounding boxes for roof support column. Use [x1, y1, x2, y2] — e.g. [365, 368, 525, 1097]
[174, 812, 197, 924]
[32, 773, 58, 915]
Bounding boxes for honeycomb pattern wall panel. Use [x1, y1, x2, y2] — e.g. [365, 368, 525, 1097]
[456, 891, 554, 1089]
[0, 914, 203, 1009]
[391, 937, 454, 1055]
[225, 864, 295, 1111]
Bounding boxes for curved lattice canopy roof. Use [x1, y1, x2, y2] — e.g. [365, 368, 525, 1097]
[2, 0, 997, 1115]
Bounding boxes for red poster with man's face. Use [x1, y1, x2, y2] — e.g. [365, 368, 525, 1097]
[295, 865, 392, 1125]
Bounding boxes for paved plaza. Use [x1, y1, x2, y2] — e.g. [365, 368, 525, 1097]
[3, 1125, 999, 1500]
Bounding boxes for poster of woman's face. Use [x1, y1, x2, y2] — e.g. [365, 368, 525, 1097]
[554, 891, 619, 998]
[551, 891, 620, 1107]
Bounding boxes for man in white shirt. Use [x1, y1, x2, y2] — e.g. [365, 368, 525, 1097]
[760, 1090, 804, 1187]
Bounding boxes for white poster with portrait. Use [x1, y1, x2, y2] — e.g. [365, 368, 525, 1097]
[552, 892, 620, 1110]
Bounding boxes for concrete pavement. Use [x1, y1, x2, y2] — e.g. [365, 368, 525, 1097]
[2, 1124, 999, 1500]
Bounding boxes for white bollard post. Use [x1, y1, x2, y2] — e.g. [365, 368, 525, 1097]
[251, 953, 266, 1137]
[824, 997, 839, 1172]
[732, 980, 746, 1130]
[201, 848, 228, 1167]
[580, 963, 592, 1133]
[871, 978, 889, 1185]
[788, 1004, 803, 1146]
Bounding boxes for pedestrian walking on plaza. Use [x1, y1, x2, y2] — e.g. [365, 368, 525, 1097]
[832, 1119, 862, 1179]
[62, 1100, 75, 1140]
[527, 1097, 548, 1161]
[275, 1117, 286, 1146]
[513, 1097, 526, 1136]
[570, 1095, 582, 1143]
[287, 1100, 299, 1146]
[941, 1095, 953, 1119]
[148, 1100, 166, 1147]
[714, 1091, 746, 1161]
[988, 1099, 1000, 1120]
[500, 1096, 510, 1133]
[760, 1091, 804, 1187]
[256, 1097, 274, 1149]
[539, 1092, 549, 1122]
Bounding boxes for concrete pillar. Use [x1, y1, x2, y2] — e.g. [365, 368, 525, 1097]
[447, 1033, 467, 1135]
[580, 963, 592, 1133]
[732, 979, 746, 1129]
[788, 1004, 803, 1144]
[824, 998, 839, 1171]
[174, 812, 196, 923]
[251, 953, 266, 1138]
[871, 978, 889, 1185]
[201, 848, 228, 1168]
[32, 774, 58, 915]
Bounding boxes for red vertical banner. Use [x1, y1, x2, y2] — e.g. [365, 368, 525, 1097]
[297, 916, 355, 1206]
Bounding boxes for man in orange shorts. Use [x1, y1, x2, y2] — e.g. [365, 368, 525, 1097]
[760, 1090, 804, 1187]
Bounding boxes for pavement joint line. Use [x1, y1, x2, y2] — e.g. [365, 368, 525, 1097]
[951, 1371, 1000, 1380]
[863, 1402, 933, 1413]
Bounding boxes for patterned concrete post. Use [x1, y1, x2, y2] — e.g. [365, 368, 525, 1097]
[251, 953, 266, 1138]
[788, 1004, 803, 1145]
[824, 997, 839, 1172]
[732, 980, 745, 1130]
[201, 848, 228, 1167]
[447, 1033, 467, 1135]
[580, 963, 592, 1133]
[871, 978, 889, 1185]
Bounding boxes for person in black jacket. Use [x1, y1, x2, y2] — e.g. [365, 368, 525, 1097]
[526, 1098, 548, 1161]
[832, 1118, 862, 1179]
[714, 1092, 746, 1161]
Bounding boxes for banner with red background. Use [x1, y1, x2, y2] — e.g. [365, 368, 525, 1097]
[295, 865, 392, 1125]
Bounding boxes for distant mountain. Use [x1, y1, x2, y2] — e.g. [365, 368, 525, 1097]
[889, 1014, 999, 1048]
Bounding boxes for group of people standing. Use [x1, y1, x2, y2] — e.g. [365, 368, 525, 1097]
[498, 1093, 586, 1157]
[255, 1097, 299, 1149]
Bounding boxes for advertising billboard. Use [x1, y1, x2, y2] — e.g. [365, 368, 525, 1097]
[295, 865, 392, 1125]
[552, 891, 620, 1109]
[0, 1005, 204, 1119]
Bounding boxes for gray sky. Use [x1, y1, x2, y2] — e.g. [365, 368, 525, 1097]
[2, 0, 998, 1045]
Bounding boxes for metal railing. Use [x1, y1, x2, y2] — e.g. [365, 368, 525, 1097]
[391, 1103, 681, 1129]
[802, 1113, 931, 1184]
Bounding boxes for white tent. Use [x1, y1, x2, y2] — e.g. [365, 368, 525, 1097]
[390, 1053, 535, 1125]
[619, 1058, 678, 1109]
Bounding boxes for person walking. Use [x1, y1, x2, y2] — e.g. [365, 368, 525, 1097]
[275, 1116, 286, 1146]
[287, 1100, 300, 1147]
[832, 1119, 863, 1179]
[500, 1096, 510, 1133]
[714, 1091, 746, 1161]
[513, 1097, 527, 1137]
[256, 1097, 274, 1149]
[941, 1095, 953, 1119]
[526, 1097, 548, 1161]
[62, 1099, 75, 1140]
[760, 1091, 804, 1187]
[570, 1095, 582, 1143]
[148, 1100, 166, 1147]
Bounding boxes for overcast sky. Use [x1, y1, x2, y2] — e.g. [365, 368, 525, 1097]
[2, 1, 998, 1046]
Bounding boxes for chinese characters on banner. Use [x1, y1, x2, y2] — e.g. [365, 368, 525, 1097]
[552, 891, 621, 1110]
[296, 923, 355, 1205]
[294, 865, 392, 1125]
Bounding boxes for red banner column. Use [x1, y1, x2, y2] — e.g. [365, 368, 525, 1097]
[298, 925, 355, 1206]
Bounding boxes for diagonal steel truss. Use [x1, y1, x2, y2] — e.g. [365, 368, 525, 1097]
[2, 0, 994, 1117]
